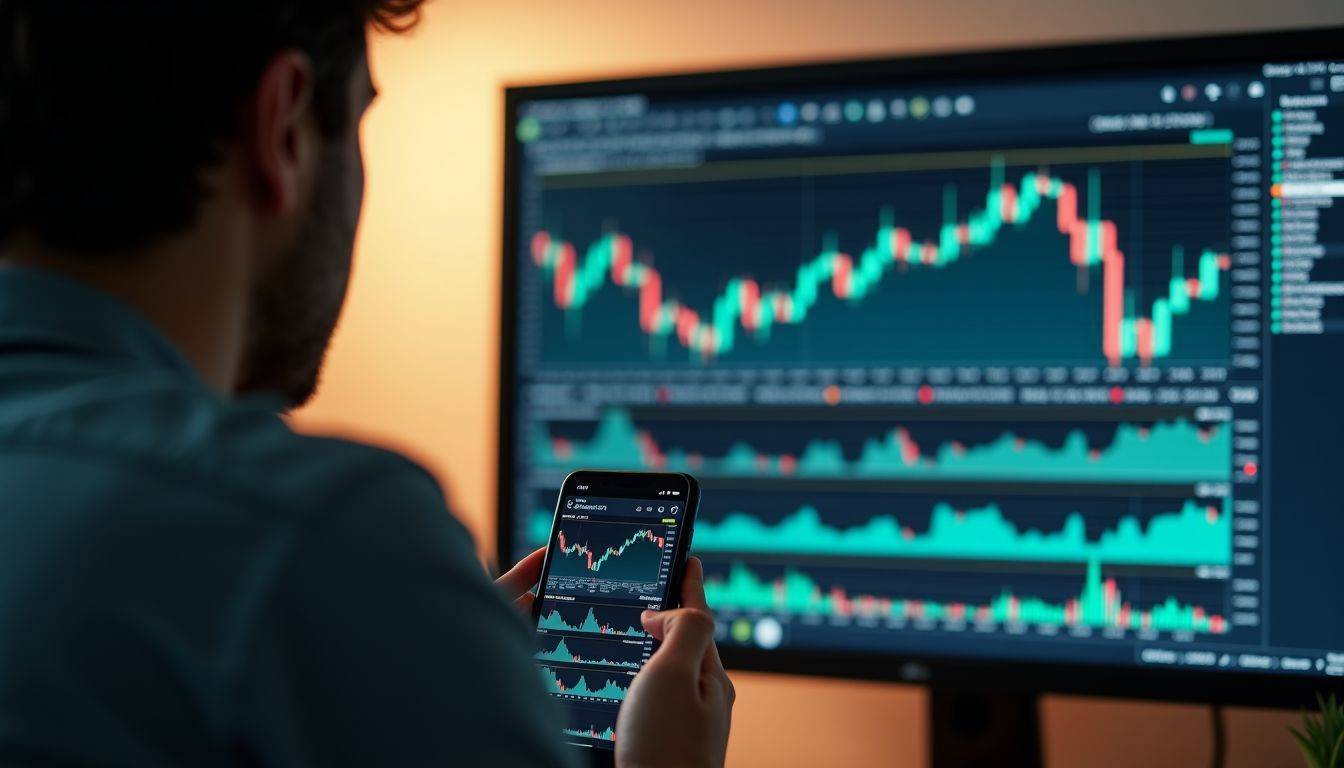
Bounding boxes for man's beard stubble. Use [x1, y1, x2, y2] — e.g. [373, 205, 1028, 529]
[235, 147, 359, 409]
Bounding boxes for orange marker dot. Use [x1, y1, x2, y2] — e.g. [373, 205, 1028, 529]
[823, 385, 842, 406]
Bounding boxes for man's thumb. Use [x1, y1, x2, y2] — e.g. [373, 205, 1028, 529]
[643, 608, 715, 667]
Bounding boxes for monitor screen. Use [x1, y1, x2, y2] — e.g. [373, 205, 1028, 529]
[500, 28, 1344, 699]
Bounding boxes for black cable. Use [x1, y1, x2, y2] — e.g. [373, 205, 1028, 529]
[1210, 703, 1226, 768]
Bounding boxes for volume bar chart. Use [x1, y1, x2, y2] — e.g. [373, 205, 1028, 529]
[705, 560, 1228, 634]
[535, 409, 1232, 484]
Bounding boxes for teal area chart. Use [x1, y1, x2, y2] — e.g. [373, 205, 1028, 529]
[534, 408, 1233, 484]
[561, 704, 619, 744]
[529, 490, 1231, 568]
[535, 634, 646, 669]
[704, 559, 1228, 634]
[537, 601, 649, 638]
[692, 497, 1229, 567]
[540, 665, 632, 701]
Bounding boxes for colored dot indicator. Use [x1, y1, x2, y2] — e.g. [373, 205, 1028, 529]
[1243, 461, 1259, 477]
[731, 619, 753, 643]
[917, 385, 935, 405]
[1109, 386, 1125, 405]
[823, 385, 842, 406]
[515, 116, 542, 143]
[753, 617, 784, 649]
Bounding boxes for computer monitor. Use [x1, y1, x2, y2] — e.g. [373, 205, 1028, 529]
[498, 26, 1344, 711]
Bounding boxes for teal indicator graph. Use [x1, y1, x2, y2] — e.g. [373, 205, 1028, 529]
[540, 665, 632, 701]
[563, 725, 616, 742]
[535, 409, 1232, 484]
[704, 561, 1228, 634]
[537, 603, 648, 637]
[531, 497, 1230, 567]
[692, 498, 1229, 567]
[532, 162, 1230, 367]
[535, 636, 644, 669]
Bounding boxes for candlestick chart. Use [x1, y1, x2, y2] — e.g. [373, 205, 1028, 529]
[531, 158, 1231, 368]
[549, 523, 667, 582]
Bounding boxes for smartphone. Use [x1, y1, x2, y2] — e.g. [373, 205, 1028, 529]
[529, 469, 700, 762]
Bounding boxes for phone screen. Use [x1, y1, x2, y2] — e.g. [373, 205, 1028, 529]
[530, 471, 698, 755]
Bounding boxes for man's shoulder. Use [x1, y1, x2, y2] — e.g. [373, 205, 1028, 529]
[0, 368, 442, 518]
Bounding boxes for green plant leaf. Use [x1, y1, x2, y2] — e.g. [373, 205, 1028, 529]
[1292, 694, 1344, 768]
[1292, 727, 1325, 768]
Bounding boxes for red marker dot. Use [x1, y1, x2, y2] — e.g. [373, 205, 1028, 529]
[917, 385, 935, 405]
[1109, 386, 1125, 405]
[1244, 461, 1258, 477]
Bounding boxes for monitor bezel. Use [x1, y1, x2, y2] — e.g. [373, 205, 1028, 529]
[498, 24, 1344, 709]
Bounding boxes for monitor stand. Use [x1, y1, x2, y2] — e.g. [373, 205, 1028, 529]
[929, 689, 1042, 767]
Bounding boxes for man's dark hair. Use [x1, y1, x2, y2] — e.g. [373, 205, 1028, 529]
[0, 1, 422, 252]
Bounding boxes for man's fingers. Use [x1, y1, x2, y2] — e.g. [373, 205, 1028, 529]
[678, 556, 710, 613]
[642, 607, 716, 671]
[495, 546, 546, 600]
[704, 664, 736, 706]
[514, 591, 536, 614]
[642, 609, 667, 640]
[640, 557, 708, 637]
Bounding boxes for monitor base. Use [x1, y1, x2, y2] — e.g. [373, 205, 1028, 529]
[929, 689, 1041, 768]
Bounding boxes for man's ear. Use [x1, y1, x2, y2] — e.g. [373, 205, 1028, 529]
[244, 50, 316, 215]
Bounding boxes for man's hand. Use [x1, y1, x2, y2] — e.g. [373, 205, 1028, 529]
[495, 546, 546, 614]
[616, 557, 734, 768]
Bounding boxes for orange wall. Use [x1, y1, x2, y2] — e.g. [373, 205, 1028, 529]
[294, 2, 1343, 765]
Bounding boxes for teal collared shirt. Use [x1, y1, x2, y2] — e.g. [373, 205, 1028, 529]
[0, 266, 571, 767]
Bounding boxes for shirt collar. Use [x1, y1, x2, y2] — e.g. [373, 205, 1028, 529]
[0, 263, 204, 384]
